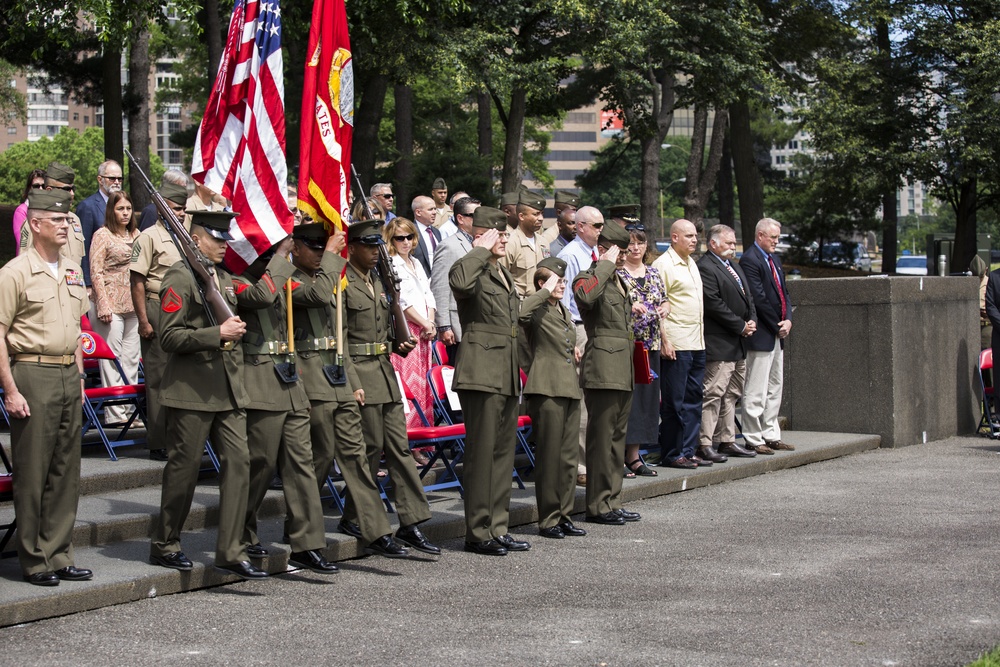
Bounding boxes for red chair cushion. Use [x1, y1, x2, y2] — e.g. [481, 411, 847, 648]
[0, 474, 12, 494]
[408, 424, 466, 440]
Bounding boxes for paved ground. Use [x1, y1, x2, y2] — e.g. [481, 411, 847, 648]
[2, 436, 998, 667]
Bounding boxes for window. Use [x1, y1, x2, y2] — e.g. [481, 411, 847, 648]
[73, 112, 79, 121]
[565, 112, 596, 124]
[84, 115, 89, 125]
[551, 131, 597, 142]
[545, 150, 596, 161]
[6, 127, 15, 135]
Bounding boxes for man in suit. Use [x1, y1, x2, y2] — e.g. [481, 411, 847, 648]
[410, 195, 440, 276]
[573, 221, 640, 526]
[449, 206, 525, 556]
[431, 196, 480, 363]
[76, 159, 123, 287]
[739, 218, 795, 455]
[697, 224, 758, 461]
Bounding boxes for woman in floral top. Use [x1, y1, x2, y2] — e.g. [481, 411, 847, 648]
[89, 191, 141, 423]
[618, 226, 670, 477]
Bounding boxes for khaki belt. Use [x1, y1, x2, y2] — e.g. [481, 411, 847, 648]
[348, 342, 389, 356]
[296, 336, 337, 351]
[146, 292, 160, 301]
[14, 354, 76, 366]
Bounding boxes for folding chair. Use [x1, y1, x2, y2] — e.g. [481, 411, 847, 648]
[400, 376, 466, 495]
[516, 369, 536, 474]
[426, 365, 524, 490]
[979, 348, 999, 438]
[432, 340, 449, 366]
[79, 331, 147, 460]
[0, 445, 16, 557]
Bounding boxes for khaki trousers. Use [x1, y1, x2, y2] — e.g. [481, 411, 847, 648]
[700, 359, 746, 448]
[742, 339, 784, 446]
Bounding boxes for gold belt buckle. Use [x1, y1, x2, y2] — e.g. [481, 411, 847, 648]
[220, 341, 235, 351]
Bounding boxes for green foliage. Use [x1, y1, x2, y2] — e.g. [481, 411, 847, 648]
[0, 59, 26, 124]
[967, 645, 1000, 667]
[0, 128, 163, 204]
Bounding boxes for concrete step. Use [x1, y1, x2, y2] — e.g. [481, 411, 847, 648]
[0, 430, 880, 627]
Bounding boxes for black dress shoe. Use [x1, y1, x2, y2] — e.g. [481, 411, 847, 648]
[215, 560, 268, 580]
[395, 524, 442, 555]
[150, 552, 193, 571]
[246, 543, 269, 558]
[538, 526, 565, 539]
[364, 535, 410, 559]
[268, 473, 284, 490]
[149, 448, 168, 461]
[586, 512, 625, 525]
[558, 521, 587, 537]
[464, 540, 508, 556]
[337, 520, 363, 539]
[495, 534, 531, 551]
[289, 550, 339, 574]
[55, 566, 93, 581]
[697, 445, 728, 463]
[689, 454, 712, 467]
[24, 572, 59, 586]
[614, 508, 641, 522]
[718, 441, 756, 458]
[665, 457, 698, 469]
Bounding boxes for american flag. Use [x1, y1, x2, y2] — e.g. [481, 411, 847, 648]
[191, 0, 293, 273]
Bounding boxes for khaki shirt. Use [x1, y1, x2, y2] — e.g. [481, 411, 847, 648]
[0, 247, 88, 355]
[185, 195, 225, 212]
[651, 246, 704, 351]
[131, 222, 187, 295]
[19, 212, 86, 268]
[500, 226, 550, 298]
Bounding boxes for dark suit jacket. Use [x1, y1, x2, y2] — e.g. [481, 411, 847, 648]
[412, 223, 440, 277]
[984, 269, 1000, 352]
[76, 191, 107, 285]
[739, 244, 792, 351]
[697, 253, 756, 362]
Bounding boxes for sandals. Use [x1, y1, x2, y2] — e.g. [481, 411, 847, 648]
[627, 459, 658, 477]
[623, 465, 636, 479]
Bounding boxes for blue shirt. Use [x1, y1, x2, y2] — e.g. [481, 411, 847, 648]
[557, 235, 598, 323]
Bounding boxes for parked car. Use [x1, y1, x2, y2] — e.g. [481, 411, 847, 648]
[811, 241, 873, 272]
[895, 255, 928, 275]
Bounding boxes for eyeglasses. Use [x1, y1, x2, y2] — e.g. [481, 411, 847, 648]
[52, 185, 74, 192]
[588, 222, 605, 230]
[377, 193, 394, 199]
[30, 183, 45, 190]
[102, 175, 124, 182]
[393, 234, 415, 242]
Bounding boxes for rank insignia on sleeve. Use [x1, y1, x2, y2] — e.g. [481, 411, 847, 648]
[162, 287, 183, 313]
[65, 270, 84, 286]
[130, 242, 141, 262]
[262, 274, 276, 294]
[575, 275, 599, 294]
[234, 282, 250, 295]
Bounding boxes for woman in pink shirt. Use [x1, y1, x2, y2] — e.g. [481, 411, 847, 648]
[12, 169, 47, 254]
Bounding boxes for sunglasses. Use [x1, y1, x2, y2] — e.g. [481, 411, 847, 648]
[625, 223, 646, 232]
[377, 193, 394, 199]
[30, 183, 45, 190]
[393, 234, 415, 242]
[589, 222, 605, 229]
[52, 185, 74, 192]
[102, 175, 124, 182]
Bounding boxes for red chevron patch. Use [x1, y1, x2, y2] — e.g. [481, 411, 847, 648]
[161, 287, 182, 313]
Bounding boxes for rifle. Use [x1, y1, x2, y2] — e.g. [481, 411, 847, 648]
[351, 165, 414, 354]
[125, 149, 234, 326]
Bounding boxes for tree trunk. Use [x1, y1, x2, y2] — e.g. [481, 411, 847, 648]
[477, 90, 492, 185]
[881, 191, 897, 273]
[682, 106, 728, 233]
[101, 46, 124, 165]
[718, 130, 735, 229]
[951, 177, 978, 272]
[394, 83, 413, 214]
[730, 98, 764, 247]
[206, 0, 223, 80]
[126, 26, 151, 213]
[352, 74, 389, 195]
[639, 68, 675, 231]
[500, 88, 527, 192]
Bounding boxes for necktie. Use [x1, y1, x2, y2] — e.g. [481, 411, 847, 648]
[591, 249, 598, 262]
[724, 260, 744, 294]
[767, 254, 787, 319]
[428, 228, 438, 251]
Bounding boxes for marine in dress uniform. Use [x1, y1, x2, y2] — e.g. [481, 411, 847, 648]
[0, 189, 92, 586]
[148, 210, 266, 580]
[518, 257, 587, 540]
[19, 162, 87, 268]
[233, 242, 337, 574]
[572, 221, 641, 525]
[129, 182, 189, 460]
[449, 207, 526, 556]
[500, 189, 549, 299]
[288, 223, 409, 559]
[341, 220, 441, 555]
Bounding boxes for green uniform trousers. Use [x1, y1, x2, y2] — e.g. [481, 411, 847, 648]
[527, 394, 581, 529]
[244, 408, 326, 553]
[457, 390, 519, 542]
[140, 302, 167, 452]
[342, 401, 432, 528]
[150, 407, 250, 566]
[10, 363, 82, 576]
[584, 389, 632, 517]
[309, 399, 391, 545]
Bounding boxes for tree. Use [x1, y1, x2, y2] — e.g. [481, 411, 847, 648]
[0, 59, 26, 123]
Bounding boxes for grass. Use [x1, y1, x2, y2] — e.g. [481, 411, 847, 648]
[968, 647, 1000, 667]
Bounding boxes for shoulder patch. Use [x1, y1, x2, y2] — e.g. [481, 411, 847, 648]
[575, 274, 599, 295]
[234, 281, 251, 295]
[289, 280, 302, 290]
[262, 273, 276, 294]
[130, 241, 141, 262]
[161, 287, 183, 313]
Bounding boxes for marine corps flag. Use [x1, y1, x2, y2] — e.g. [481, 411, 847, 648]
[298, 0, 354, 233]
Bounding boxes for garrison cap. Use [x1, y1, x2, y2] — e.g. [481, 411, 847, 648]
[518, 189, 545, 211]
[555, 190, 580, 208]
[598, 219, 631, 249]
[432, 177, 447, 190]
[536, 256, 567, 277]
[472, 206, 507, 230]
[28, 188, 72, 212]
[292, 222, 328, 249]
[348, 219, 382, 245]
[609, 204, 639, 220]
[46, 161, 75, 185]
[187, 210, 237, 240]
[159, 182, 188, 205]
[500, 191, 519, 207]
